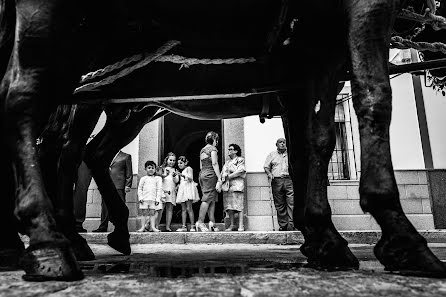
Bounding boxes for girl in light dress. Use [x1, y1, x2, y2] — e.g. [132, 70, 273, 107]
[158, 152, 179, 232]
[175, 156, 200, 232]
[137, 160, 163, 232]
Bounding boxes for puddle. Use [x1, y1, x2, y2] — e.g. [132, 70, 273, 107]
[80, 261, 304, 278]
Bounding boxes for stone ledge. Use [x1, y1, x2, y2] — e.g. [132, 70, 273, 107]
[73, 230, 446, 245]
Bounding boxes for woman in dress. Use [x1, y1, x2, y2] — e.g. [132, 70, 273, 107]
[196, 131, 222, 232]
[221, 143, 246, 231]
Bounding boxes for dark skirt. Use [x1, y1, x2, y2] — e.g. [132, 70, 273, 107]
[199, 171, 218, 202]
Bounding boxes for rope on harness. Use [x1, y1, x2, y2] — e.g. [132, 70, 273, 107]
[81, 53, 149, 84]
[398, 5, 446, 31]
[155, 55, 256, 69]
[75, 40, 180, 93]
[390, 36, 446, 54]
[427, 0, 437, 15]
[76, 50, 257, 93]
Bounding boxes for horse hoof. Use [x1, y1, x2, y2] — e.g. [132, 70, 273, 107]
[70, 235, 95, 261]
[301, 226, 359, 271]
[20, 243, 84, 281]
[375, 235, 446, 278]
[303, 243, 359, 271]
[107, 231, 131, 255]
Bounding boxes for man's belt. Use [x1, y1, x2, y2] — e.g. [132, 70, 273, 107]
[273, 175, 290, 179]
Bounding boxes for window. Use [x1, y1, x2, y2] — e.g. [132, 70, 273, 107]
[328, 94, 358, 180]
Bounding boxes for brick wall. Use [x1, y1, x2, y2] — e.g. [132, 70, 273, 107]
[83, 174, 139, 232]
[83, 170, 435, 231]
[246, 170, 434, 231]
[245, 173, 278, 231]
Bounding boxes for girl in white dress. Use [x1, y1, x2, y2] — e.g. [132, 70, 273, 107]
[137, 160, 162, 232]
[175, 156, 200, 232]
[159, 152, 179, 231]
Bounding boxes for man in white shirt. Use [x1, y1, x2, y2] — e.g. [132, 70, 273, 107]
[264, 138, 295, 231]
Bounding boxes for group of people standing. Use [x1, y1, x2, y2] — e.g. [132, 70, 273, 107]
[74, 132, 295, 234]
[138, 131, 247, 232]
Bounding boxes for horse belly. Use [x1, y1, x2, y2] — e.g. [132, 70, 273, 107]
[148, 0, 283, 54]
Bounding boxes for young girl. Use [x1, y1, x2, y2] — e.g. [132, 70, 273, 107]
[159, 152, 179, 231]
[175, 156, 200, 232]
[137, 160, 162, 232]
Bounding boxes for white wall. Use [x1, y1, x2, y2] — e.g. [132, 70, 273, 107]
[389, 73, 425, 170]
[91, 112, 139, 174]
[244, 72, 426, 174]
[244, 116, 285, 172]
[421, 80, 446, 168]
[342, 74, 425, 171]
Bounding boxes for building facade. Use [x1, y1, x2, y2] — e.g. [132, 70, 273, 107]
[81, 49, 446, 232]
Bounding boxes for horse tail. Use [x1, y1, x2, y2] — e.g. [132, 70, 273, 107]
[0, 0, 15, 80]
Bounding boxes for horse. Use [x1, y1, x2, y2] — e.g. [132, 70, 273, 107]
[1, 0, 445, 281]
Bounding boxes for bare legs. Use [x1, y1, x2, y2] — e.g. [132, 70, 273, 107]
[165, 203, 173, 231]
[138, 211, 160, 232]
[225, 209, 244, 231]
[198, 201, 210, 222]
[157, 202, 174, 231]
[196, 200, 216, 231]
[225, 210, 236, 231]
[180, 201, 195, 229]
[148, 210, 160, 232]
[208, 201, 216, 224]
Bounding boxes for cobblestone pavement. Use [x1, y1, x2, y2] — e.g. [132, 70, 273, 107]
[1, 244, 446, 296]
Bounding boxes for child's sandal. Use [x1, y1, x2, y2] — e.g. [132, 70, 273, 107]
[176, 226, 187, 232]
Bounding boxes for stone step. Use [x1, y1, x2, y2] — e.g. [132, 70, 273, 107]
[80, 230, 446, 245]
[156, 223, 225, 232]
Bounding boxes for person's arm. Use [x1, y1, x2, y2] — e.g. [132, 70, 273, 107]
[264, 153, 273, 181]
[229, 158, 246, 179]
[125, 155, 133, 192]
[186, 167, 194, 182]
[211, 150, 221, 180]
[137, 178, 144, 202]
[211, 150, 222, 192]
[221, 163, 228, 181]
[172, 169, 180, 183]
[156, 177, 162, 203]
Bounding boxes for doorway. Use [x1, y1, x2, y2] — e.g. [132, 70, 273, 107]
[161, 113, 223, 225]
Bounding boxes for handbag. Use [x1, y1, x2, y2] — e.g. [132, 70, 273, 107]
[221, 180, 230, 192]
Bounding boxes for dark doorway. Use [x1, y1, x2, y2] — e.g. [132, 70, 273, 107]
[161, 113, 223, 224]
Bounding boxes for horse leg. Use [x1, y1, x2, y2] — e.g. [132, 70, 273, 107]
[38, 105, 96, 261]
[0, 0, 23, 269]
[84, 106, 160, 254]
[287, 69, 359, 270]
[347, 0, 446, 277]
[40, 104, 102, 261]
[1, 0, 83, 281]
[281, 95, 307, 236]
[56, 105, 101, 261]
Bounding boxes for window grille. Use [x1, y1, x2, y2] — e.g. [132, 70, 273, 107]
[328, 94, 358, 180]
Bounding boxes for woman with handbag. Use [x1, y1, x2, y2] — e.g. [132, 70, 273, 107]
[221, 143, 246, 231]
